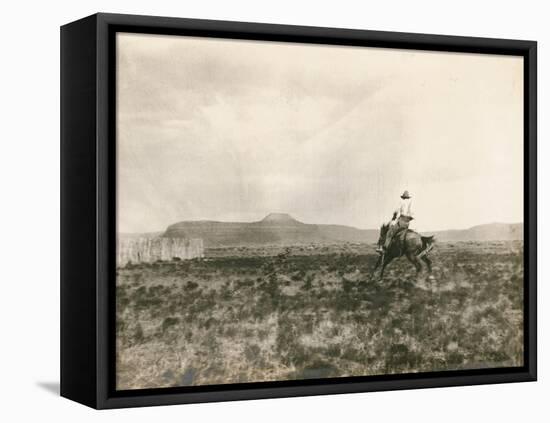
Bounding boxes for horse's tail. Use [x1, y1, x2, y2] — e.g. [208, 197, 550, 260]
[420, 235, 435, 248]
[420, 235, 435, 254]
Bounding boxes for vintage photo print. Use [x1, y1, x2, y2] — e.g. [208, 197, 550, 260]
[115, 32, 524, 390]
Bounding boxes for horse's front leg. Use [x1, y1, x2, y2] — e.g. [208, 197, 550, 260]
[379, 254, 394, 279]
[373, 254, 382, 271]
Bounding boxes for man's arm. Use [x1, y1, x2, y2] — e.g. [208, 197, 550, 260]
[406, 200, 413, 218]
[394, 203, 402, 220]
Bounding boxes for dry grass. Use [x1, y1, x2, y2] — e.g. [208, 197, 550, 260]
[116, 241, 524, 390]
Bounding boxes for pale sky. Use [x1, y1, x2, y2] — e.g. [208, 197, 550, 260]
[116, 32, 523, 233]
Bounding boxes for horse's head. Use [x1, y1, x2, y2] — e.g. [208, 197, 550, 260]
[378, 223, 389, 248]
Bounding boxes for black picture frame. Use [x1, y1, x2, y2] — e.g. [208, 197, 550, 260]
[61, 12, 537, 409]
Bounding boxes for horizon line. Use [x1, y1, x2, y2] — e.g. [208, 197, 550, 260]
[118, 216, 523, 235]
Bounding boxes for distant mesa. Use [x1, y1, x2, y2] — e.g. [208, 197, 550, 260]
[260, 213, 301, 224]
[162, 213, 343, 247]
[161, 213, 523, 248]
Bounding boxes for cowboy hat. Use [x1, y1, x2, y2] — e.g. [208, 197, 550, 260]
[401, 190, 411, 199]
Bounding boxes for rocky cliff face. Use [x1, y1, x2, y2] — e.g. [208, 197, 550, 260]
[117, 237, 204, 266]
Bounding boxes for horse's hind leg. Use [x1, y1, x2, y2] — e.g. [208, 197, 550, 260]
[406, 253, 423, 275]
[421, 255, 432, 273]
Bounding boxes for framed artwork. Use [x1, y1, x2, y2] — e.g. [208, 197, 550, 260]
[61, 13, 537, 409]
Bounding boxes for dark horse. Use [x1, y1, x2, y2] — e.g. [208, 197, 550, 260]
[374, 222, 435, 278]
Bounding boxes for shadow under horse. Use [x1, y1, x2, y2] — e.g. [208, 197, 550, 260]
[374, 223, 435, 278]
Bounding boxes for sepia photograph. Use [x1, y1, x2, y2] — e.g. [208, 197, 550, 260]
[115, 32, 524, 391]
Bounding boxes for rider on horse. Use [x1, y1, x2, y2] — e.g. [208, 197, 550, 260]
[377, 190, 414, 253]
[374, 190, 434, 277]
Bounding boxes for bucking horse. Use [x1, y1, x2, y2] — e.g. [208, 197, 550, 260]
[374, 223, 435, 278]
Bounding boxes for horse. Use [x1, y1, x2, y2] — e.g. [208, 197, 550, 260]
[374, 222, 435, 278]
